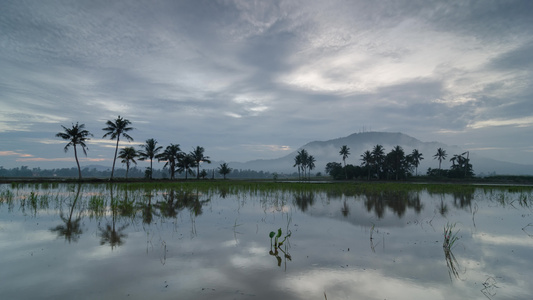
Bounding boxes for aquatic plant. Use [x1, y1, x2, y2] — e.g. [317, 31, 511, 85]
[443, 222, 459, 251]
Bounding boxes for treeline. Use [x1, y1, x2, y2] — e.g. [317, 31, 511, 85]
[0, 165, 284, 180]
[321, 145, 474, 180]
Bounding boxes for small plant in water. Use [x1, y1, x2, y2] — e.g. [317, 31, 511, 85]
[268, 228, 292, 267]
[443, 222, 459, 251]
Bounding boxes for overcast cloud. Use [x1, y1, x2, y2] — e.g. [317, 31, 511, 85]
[1, 0, 532, 169]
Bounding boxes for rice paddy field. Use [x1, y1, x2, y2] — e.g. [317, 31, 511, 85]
[1, 181, 532, 299]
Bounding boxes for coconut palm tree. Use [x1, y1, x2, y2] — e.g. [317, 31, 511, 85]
[306, 154, 316, 179]
[138, 138, 162, 180]
[56, 123, 93, 180]
[177, 153, 197, 180]
[156, 144, 182, 180]
[102, 116, 134, 180]
[118, 147, 138, 179]
[372, 144, 385, 179]
[434, 147, 447, 170]
[339, 145, 350, 179]
[190, 146, 211, 179]
[294, 149, 309, 180]
[411, 149, 424, 176]
[218, 163, 232, 179]
[360, 150, 373, 180]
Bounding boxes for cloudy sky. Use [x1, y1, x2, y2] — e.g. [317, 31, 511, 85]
[1, 0, 533, 170]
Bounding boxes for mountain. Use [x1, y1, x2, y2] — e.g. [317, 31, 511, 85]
[229, 132, 533, 176]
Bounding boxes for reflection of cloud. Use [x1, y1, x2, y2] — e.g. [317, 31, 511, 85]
[278, 268, 447, 300]
[473, 233, 533, 247]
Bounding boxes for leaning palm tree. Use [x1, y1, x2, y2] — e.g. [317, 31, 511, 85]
[339, 145, 350, 179]
[118, 147, 138, 180]
[156, 144, 182, 180]
[434, 147, 447, 170]
[138, 138, 162, 180]
[102, 116, 134, 180]
[190, 146, 211, 179]
[56, 123, 93, 180]
[411, 149, 424, 176]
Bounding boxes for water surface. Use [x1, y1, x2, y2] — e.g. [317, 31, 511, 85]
[1, 183, 532, 299]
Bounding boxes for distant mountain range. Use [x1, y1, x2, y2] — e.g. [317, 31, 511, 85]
[227, 132, 533, 176]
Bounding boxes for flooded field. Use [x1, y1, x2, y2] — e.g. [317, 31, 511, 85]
[1, 182, 532, 300]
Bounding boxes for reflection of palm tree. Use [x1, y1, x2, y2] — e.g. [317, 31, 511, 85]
[341, 200, 350, 217]
[98, 185, 128, 249]
[293, 191, 315, 212]
[51, 184, 83, 242]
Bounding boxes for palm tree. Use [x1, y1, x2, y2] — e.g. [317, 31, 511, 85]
[56, 123, 93, 180]
[156, 144, 182, 180]
[118, 147, 138, 180]
[411, 149, 424, 176]
[138, 138, 162, 180]
[339, 145, 350, 179]
[190, 146, 211, 179]
[102, 116, 134, 180]
[360, 150, 373, 180]
[372, 144, 385, 179]
[306, 154, 316, 179]
[218, 163, 232, 179]
[294, 149, 309, 180]
[434, 147, 447, 169]
[177, 153, 197, 180]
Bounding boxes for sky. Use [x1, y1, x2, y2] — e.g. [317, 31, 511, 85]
[1, 0, 533, 170]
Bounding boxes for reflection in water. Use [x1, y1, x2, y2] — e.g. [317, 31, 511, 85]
[99, 185, 128, 249]
[363, 190, 424, 218]
[50, 184, 83, 243]
[2, 183, 533, 300]
[293, 190, 315, 212]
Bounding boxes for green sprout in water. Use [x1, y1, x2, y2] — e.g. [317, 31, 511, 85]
[268, 228, 292, 267]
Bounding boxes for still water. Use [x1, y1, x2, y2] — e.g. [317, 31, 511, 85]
[1, 182, 532, 299]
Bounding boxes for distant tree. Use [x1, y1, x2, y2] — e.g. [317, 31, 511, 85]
[325, 162, 343, 180]
[293, 152, 303, 180]
[138, 138, 162, 180]
[177, 153, 197, 180]
[410, 149, 424, 176]
[339, 145, 350, 179]
[360, 150, 373, 180]
[56, 123, 93, 180]
[218, 163, 232, 179]
[156, 144, 182, 180]
[190, 146, 211, 179]
[199, 169, 208, 179]
[434, 147, 447, 170]
[372, 145, 385, 179]
[102, 116, 134, 180]
[306, 154, 316, 179]
[118, 147, 138, 180]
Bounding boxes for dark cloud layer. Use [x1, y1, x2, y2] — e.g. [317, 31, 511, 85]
[1, 0, 532, 169]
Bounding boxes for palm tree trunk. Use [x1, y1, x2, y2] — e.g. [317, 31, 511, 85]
[149, 158, 153, 180]
[111, 137, 120, 180]
[74, 145, 82, 180]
